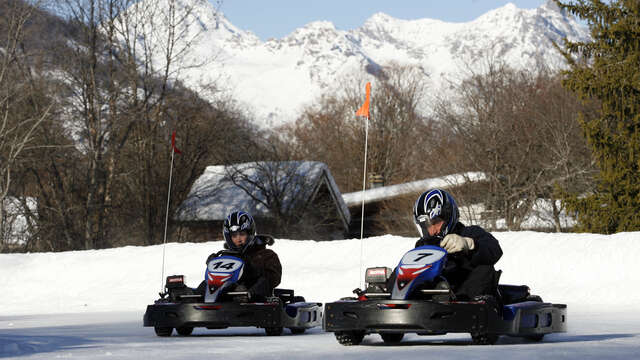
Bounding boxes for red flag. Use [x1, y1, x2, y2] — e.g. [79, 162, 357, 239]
[171, 131, 182, 155]
[355, 82, 371, 118]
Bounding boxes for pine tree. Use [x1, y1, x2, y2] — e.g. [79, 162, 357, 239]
[555, 0, 640, 233]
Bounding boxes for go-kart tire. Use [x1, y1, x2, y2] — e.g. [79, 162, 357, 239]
[176, 326, 194, 336]
[525, 334, 545, 342]
[527, 295, 543, 302]
[293, 296, 306, 303]
[524, 295, 545, 342]
[289, 327, 306, 334]
[504, 295, 543, 342]
[471, 333, 499, 345]
[265, 327, 283, 336]
[335, 331, 365, 346]
[154, 326, 173, 337]
[380, 333, 404, 343]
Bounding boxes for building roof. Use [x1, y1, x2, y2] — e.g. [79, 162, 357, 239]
[342, 172, 486, 207]
[175, 161, 350, 227]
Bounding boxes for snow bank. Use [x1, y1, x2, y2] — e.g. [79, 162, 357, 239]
[2, 231, 639, 316]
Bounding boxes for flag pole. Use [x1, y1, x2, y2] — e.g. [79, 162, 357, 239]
[356, 82, 371, 289]
[160, 138, 176, 292]
[359, 114, 369, 289]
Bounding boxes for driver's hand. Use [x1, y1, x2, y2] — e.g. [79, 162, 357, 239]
[440, 234, 475, 254]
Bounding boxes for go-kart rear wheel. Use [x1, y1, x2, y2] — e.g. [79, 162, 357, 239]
[176, 326, 194, 336]
[154, 326, 173, 337]
[335, 331, 365, 346]
[380, 332, 404, 343]
[524, 295, 545, 342]
[289, 327, 306, 334]
[265, 327, 283, 336]
[471, 333, 499, 345]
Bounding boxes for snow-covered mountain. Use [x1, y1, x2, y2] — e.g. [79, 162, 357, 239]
[138, 0, 590, 127]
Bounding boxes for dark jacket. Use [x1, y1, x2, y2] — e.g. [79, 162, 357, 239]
[206, 239, 282, 299]
[415, 222, 502, 270]
[240, 243, 282, 298]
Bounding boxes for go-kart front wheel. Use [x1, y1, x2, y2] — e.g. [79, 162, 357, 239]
[265, 327, 283, 336]
[525, 334, 545, 342]
[154, 326, 173, 337]
[380, 332, 404, 343]
[289, 327, 306, 334]
[335, 331, 365, 346]
[176, 326, 194, 336]
[471, 333, 499, 345]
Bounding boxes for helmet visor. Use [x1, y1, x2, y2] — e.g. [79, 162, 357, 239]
[415, 215, 443, 237]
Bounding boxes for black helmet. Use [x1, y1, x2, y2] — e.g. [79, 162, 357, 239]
[413, 189, 459, 238]
[223, 211, 257, 252]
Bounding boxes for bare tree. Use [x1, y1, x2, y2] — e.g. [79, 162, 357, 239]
[434, 65, 595, 231]
[49, 0, 210, 248]
[0, 0, 53, 250]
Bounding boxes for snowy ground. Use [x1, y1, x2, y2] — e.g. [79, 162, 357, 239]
[2, 232, 640, 358]
[2, 310, 640, 359]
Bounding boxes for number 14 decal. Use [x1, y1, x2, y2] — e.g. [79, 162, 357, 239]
[210, 261, 236, 270]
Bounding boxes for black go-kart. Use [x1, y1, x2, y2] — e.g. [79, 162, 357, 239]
[143, 240, 322, 337]
[323, 245, 567, 345]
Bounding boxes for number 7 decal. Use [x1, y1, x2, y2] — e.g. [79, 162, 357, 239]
[413, 253, 432, 262]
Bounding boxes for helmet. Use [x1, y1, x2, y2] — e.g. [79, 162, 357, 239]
[413, 189, 459, 238]
[223, 211, 257, 252]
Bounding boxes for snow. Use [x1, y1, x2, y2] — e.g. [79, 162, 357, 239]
[342, 172, 486, 207]
[2, 310, 640, 359]
[2, 231, 640, 316]
[2, 231, 640, 358]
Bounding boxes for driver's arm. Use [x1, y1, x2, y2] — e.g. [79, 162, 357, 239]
[248, 250, 282, 298]
[462, 226, 503, 266]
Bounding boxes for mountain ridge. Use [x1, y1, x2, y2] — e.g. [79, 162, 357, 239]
[137, 0, 590, 127]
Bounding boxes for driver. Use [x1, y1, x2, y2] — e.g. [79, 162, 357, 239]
[197, 211, 282, 301]
[411, 189, 503, 300]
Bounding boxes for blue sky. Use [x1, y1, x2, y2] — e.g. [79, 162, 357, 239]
[214, 0, 548, 40]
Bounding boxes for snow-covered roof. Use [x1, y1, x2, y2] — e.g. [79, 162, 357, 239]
[176, 161, 350, 227]
[342, 172, 486, 207]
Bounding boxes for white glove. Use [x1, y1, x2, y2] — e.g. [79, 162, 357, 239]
[440, 234, 475, 254]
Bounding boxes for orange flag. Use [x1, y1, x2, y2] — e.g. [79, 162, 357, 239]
[355, 82, 371, 118]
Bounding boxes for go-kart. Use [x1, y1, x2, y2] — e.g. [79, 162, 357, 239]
[143, 241, 322, 337]
[323, 245, 567, 345]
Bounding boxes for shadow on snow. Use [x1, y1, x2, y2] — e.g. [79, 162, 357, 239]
[360, 332, 639, 347]
[0, 334, 98, 358]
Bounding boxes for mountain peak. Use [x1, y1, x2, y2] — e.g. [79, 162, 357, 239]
[540, 0, 562, 12]
[475, 1, 526, 23]
[282, 20, 341, 43]
[301, 20, 337, 31]
[367, 12, 394, 22]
